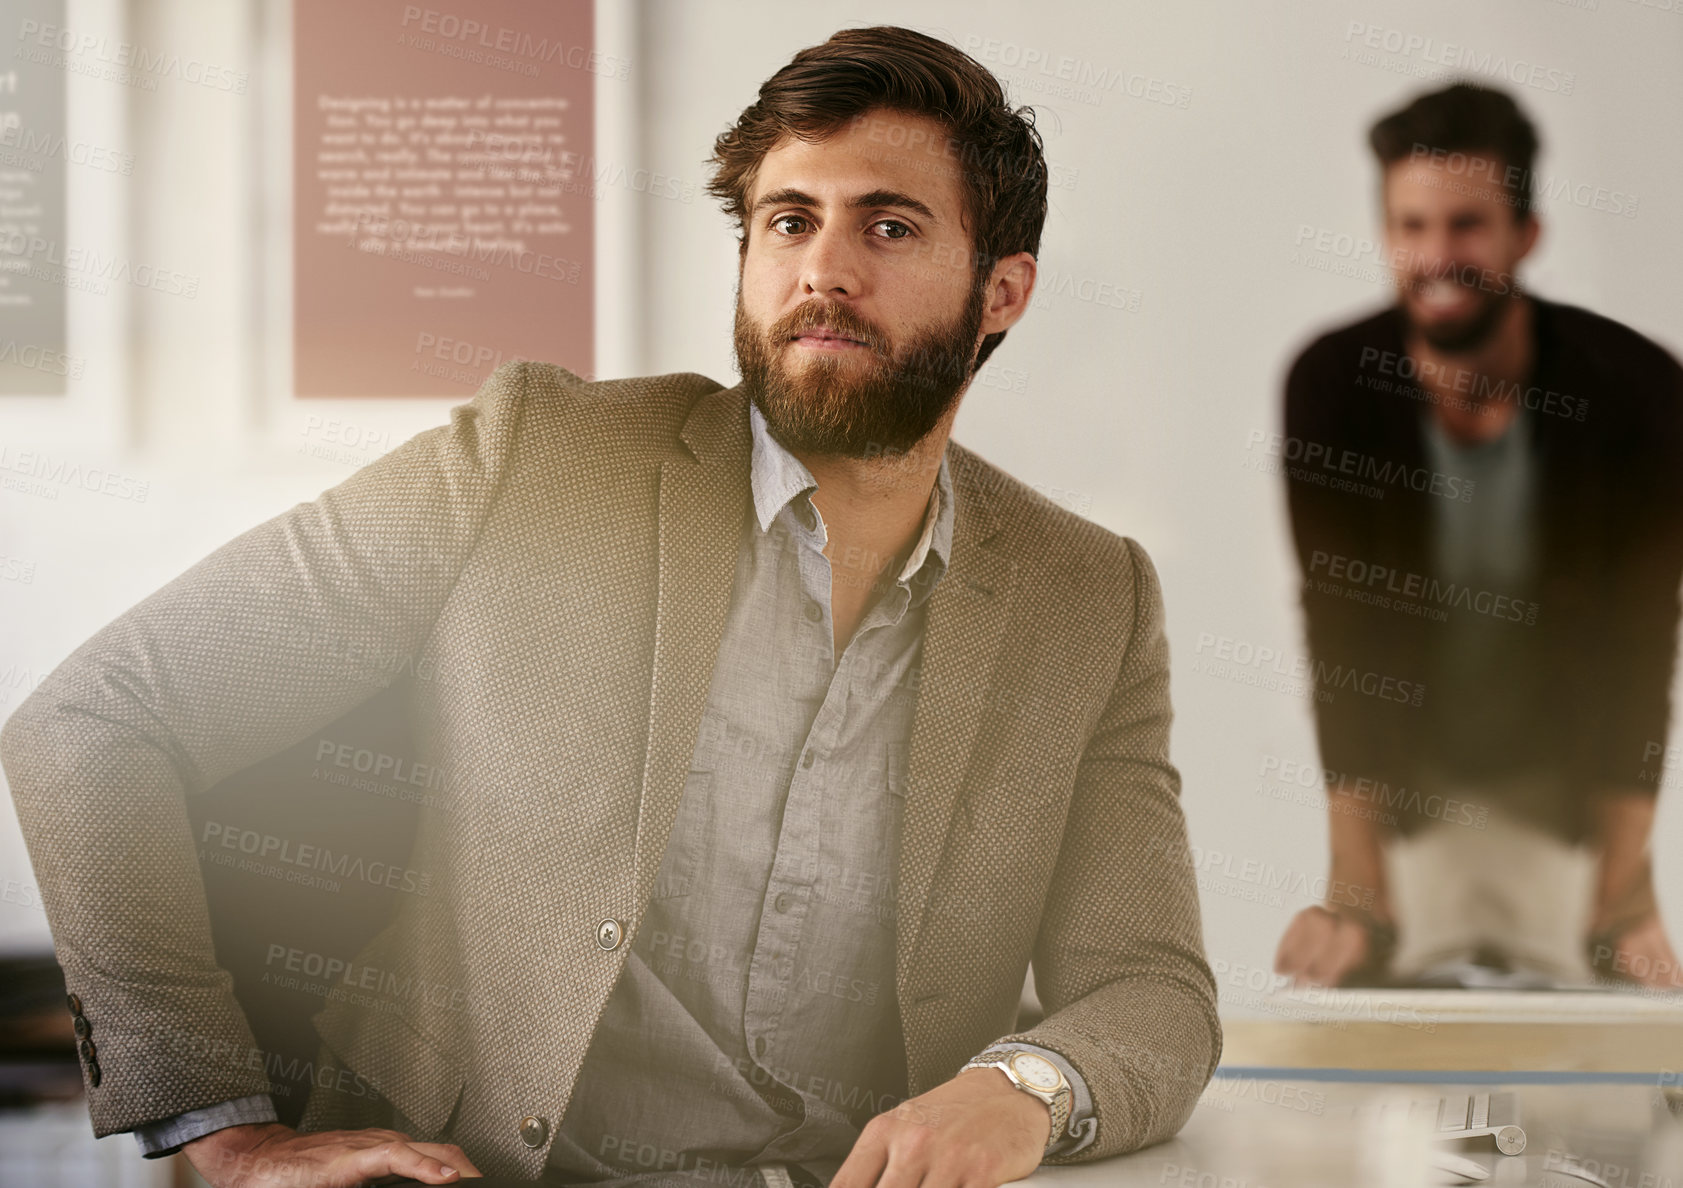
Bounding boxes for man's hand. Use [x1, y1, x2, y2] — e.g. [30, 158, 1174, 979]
[182, 1121, 481, 1187]
[1602, 912, 1683, 990]
[1275, 905, 1371, 987]
[1589, 792, 1681, 989]
[830, 1067, 1050, 1188]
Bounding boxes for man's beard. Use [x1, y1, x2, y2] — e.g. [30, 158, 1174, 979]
[734, 277, 986, 458]
[1400, 276, 1512, 354]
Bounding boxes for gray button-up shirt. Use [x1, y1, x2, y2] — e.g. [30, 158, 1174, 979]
[547, 406, 1090, 1182]
[136, 405, 1093, 1171]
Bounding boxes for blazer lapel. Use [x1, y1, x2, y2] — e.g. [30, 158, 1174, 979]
[897, 450, 1017, 979]
[631, 385, 751, 917]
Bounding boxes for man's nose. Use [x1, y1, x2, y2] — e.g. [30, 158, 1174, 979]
[1412, 226, 1457, 274]
[800, 225, 863, 297]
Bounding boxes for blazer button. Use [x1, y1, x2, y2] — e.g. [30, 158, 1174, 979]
[595, 919, 623, 951]
[66, 993, 83, 1015]
[78, 1039, 97, 1063]
[519, 1115, 548, 1148]
[73, 1016, 92, 1040]
[87, 1061, 102, 1088]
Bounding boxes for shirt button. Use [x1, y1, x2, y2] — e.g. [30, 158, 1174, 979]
[801, 751, 814, 770]
[774, 892, 791, 913]
[755, 1036, 767, 1058]
[519, 1115, 548, 1148]
[595, 919, 623, 951]
[804, 600, 822, 623]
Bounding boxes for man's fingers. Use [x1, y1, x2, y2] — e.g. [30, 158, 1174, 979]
[408, 1142, 483, 1176]
[1273, 912, 1313, 974]
[873, 1147, 926, 1188]
[1276, 908, 1331, 978]
[1304, 918, 1366, 986]
[349, 1139, 464, 1184]
[831, 1120, 891, 1188]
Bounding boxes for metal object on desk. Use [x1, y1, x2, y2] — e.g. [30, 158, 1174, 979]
[1370, 1090, 1525, 1155]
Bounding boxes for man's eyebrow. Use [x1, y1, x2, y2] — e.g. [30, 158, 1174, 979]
[851, 189, 937, 222]
[750, 187, 938, 223]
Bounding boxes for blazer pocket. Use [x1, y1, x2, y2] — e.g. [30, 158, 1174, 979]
[649, 769, 712, 899]
[309, 1007, 466, 1141]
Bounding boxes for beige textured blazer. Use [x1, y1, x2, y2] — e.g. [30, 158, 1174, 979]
[2, 362, 1220, 1178]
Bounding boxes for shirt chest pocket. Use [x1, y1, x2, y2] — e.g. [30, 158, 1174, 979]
[815, 745, 906, 929]
[649, 769, 713, 900]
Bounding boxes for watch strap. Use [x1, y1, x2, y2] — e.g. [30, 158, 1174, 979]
[962, 1049, 1072, 1154]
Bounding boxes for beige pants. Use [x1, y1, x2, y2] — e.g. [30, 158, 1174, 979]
[1384, 798, 1597, 984]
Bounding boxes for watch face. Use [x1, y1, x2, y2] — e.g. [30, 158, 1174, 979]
[1010, 1053, 1062, 1091]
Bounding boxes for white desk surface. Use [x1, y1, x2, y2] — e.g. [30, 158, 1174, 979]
[1220, 989, 1683, 1073]
[1024, 1079, 1683, 1187]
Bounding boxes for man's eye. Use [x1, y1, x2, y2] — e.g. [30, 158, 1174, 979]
[771, 214, 811, 235]
[871, 220, 913, 240]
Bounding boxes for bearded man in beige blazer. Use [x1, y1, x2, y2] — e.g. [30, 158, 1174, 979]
[2, 26, 1219, 1188]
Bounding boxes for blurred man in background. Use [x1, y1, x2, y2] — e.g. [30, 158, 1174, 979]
[1275, 82, 1683, 990]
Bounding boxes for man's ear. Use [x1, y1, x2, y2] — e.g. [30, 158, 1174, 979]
[1515, 213, 1541, 264]
[980, 251, 1037, 337]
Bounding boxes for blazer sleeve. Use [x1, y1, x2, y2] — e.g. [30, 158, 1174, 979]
[992, 538, 1222, 1161]
[1584, 355, 1683, 791]
[1281, 343, 1404, 788]
[0, 360, 531, 1138]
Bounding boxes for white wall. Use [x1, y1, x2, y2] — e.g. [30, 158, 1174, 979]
[626, 0, 1683, 993]
[3, 0, 1681, 1001]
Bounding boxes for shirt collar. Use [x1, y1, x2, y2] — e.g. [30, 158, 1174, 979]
[748, 401, 953, 591]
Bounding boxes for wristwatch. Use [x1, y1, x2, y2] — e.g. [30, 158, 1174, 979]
[961, 1048, 1072, 1154]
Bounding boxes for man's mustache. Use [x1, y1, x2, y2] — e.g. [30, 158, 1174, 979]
[771, 301, 886, 353]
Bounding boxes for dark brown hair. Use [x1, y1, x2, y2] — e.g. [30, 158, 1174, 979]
[709, 26, 1048, 368]
[1369, 82, 1541, 220]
